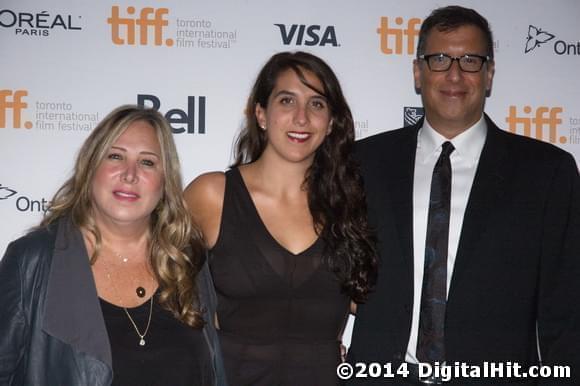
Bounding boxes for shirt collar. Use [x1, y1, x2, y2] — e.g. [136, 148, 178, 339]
[417, 115, 487, 167]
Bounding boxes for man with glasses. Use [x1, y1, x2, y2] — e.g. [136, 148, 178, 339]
[348, 5, 580, 385]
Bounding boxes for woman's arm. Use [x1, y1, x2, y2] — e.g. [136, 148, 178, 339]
[183, 172, 226, 249]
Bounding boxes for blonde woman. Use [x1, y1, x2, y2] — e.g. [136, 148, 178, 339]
[0, 105, 226, 386]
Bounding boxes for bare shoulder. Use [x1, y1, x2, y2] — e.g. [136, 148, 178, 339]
[184, 172, 226, 204]
[184, 172, 226, 248]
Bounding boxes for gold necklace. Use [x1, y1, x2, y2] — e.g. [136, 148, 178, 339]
[103, 263, 154, 347]
[123, 297, 153, 346]
[114, 251, 129, 263]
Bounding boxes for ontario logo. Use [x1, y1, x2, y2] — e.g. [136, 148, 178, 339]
[524, 25, 579, 56]
[0, 184, 50, 213]
[403, 107, 424, 127]
[525, 25, 555, 53]
[108, 6, 173, 46]
[0, 184, 17, 200]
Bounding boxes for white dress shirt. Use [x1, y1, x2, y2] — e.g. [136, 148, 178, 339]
[405, 116, 487, 364]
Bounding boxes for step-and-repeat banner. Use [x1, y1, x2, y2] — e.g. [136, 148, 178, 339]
[2, 0, 579, 341]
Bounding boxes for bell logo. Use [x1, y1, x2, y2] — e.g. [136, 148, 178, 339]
[377, 17, 421, 55]
[138, 94, 206, 134]
[107, 6, 173, 46]
[274, 24, 338, 47]
[0, 90, 31, 129]
[505, 105, 565, 144]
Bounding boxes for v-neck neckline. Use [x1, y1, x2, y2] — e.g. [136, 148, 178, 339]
[232, 168, 321, 257]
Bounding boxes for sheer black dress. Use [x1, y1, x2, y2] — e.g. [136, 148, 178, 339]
[210, 168, 350, 386]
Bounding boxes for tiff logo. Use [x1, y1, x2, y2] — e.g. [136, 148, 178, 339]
[107, 6, 174, 46]
[377, 17, 421, 55]
[0, 90, 31, 129]
[506, 105, 565, 144]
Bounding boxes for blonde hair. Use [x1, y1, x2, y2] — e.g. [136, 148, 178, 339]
[42, 105, 205, 328]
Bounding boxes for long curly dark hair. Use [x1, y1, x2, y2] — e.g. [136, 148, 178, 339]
[233, 51, 377, 303]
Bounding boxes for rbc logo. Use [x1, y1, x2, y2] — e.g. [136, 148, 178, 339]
[107, 6, 173, 46]
[275, 24, 338, 47]
[377, 17, 421, 55]
[505, 105, 565, 144]
[0, 90, 31, 129]
[403, 107, 424, 127]
[138, 94, 206, 134]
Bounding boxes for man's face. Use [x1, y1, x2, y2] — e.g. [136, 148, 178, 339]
[413, 24, 494, 137]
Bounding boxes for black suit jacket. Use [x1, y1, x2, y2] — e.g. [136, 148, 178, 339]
[347, 115, 580, 385]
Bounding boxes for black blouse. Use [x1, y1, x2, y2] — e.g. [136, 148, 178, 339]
[99, 294, 213, 386]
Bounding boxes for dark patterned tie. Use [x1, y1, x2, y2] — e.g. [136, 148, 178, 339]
[416, 141, 454, 364]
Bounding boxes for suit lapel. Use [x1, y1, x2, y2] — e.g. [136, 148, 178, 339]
[387, 123, 420, 291]
[449, 116, 509, 296]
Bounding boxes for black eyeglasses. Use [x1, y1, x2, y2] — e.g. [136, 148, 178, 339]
[418, 53, 490, 73]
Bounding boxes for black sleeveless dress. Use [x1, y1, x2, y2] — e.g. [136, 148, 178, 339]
[210, 168, 350, 386]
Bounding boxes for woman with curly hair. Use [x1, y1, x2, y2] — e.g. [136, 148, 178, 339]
[184, 51, 377, 386]
[0, 105, 226, 386]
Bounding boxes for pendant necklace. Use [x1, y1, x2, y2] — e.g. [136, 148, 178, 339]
[136, 286, 146, 298]
[103, 260, 154, 347]
[123, 297, 153, 346]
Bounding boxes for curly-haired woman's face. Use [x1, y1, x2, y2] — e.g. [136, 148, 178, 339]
[91, 120, 164, 229]
[256, 68, 331, 165]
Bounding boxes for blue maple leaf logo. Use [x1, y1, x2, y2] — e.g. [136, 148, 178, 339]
[525, 25, 555, 53]
[0, 184, 17, 200]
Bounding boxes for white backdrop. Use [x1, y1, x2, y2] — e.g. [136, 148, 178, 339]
[2, 1, 579, 343]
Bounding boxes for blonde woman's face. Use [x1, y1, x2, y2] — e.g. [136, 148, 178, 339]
[91, 120, 164, 229]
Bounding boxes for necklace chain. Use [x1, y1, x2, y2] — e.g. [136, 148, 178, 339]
[115, 251, 129, 263]
[123, 297, 153, 346]
[103, 261, 154, 346]
[109, 248, 147, 298]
